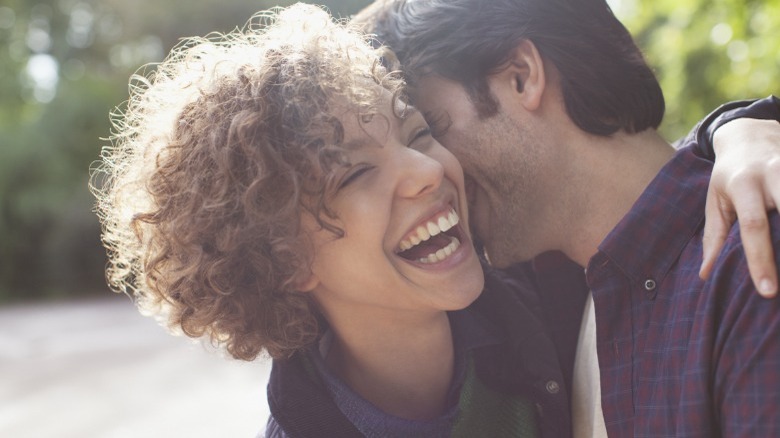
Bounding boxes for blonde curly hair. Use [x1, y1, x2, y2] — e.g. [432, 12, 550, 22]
[90, 3, 404, 360]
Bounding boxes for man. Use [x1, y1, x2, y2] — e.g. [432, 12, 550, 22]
[355, 0, 780, 435]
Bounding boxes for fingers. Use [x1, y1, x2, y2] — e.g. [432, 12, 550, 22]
[707, 118, 780, 297]
[766, 157, 780, 210]
[701, 173, 778, 297]
[701, 187, 733, 280]
[730, 180, 777, 298]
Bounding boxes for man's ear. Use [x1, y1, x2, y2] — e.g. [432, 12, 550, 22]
[495, 39, 546, 112]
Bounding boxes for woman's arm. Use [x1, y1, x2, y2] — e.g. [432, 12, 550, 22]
[696, 96, 780, 297]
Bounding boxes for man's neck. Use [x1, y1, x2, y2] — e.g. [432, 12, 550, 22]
[559, 129, 675, 267]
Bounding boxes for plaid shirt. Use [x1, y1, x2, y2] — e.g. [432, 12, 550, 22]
[585, 141, 780, 436]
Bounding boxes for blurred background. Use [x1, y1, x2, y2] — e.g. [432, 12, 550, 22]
[1, 0, 779, 305]
[0, 0, 777, 436]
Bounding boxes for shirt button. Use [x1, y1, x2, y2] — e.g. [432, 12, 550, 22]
[545, 380, 560, 394]
[644, 279, 657, 300]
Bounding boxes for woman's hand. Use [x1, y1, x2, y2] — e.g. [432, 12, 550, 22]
[701, 118, 780, 297]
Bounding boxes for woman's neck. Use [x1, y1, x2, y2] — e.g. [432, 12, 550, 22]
[324, 311, 455, 420]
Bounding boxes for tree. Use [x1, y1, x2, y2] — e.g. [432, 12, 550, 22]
[0, 0, 369, 301]
[612, 0, 780, 139]
[0, 0, 776, 301]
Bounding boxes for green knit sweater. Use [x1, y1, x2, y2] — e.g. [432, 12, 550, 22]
[452, 355, 539, 437]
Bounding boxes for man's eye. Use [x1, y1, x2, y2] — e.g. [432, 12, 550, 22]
[338, 166, 372, 189]
[423, 111, 452, 140]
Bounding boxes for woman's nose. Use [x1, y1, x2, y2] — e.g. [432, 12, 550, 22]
[396, 150, 444, 199]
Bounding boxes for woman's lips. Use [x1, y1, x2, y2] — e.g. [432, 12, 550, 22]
[396, 207, 466, 264]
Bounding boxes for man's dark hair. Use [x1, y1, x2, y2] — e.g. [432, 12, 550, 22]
[358, 0, 665, 136]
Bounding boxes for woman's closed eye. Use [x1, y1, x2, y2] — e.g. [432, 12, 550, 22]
[338, 165, 374, 189]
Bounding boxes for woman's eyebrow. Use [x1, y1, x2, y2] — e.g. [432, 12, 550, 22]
[402, 105, 423, 119]
[399, 106, 426, 126]
[341, 138, 369, 150]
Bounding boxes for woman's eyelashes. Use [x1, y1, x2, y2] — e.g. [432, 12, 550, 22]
[336, 125, 432, 191]
[338, 165, 373, 190]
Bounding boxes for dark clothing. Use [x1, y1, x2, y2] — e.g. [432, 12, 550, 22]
[697, 96, 780, 150]
[262, 96, 780, 437]
[586, 97, 780, 436]
[296, 309, 503, 437]
[266, 268, 584, 438]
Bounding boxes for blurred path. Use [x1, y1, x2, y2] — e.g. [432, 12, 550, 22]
[0, 296, 271, 438]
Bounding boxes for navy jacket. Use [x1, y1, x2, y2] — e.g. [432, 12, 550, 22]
[266, 264, 588, 438]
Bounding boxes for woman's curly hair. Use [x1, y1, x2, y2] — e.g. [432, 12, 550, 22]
[90, 4, 405, 360]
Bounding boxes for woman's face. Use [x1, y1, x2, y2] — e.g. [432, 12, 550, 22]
[301, 92, 484, 318]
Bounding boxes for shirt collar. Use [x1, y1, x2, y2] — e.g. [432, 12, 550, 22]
[587, 145, 713, 286]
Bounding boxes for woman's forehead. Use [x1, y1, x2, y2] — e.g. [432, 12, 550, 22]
[335, 101, 423, 149]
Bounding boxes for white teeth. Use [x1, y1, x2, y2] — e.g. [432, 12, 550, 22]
[427, 221, 440, 237]
[416, 225, 430, 241]
[437, 216, 451, 232]
[397, 208, 462, 255]
[417, 236, 461, 264]
[448, 210, 458, 226]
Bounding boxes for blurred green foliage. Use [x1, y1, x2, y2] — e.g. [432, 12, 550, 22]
[0, 0, 369, 302]
[0, 0, 776, 302]
[614, 0, 780, 139]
